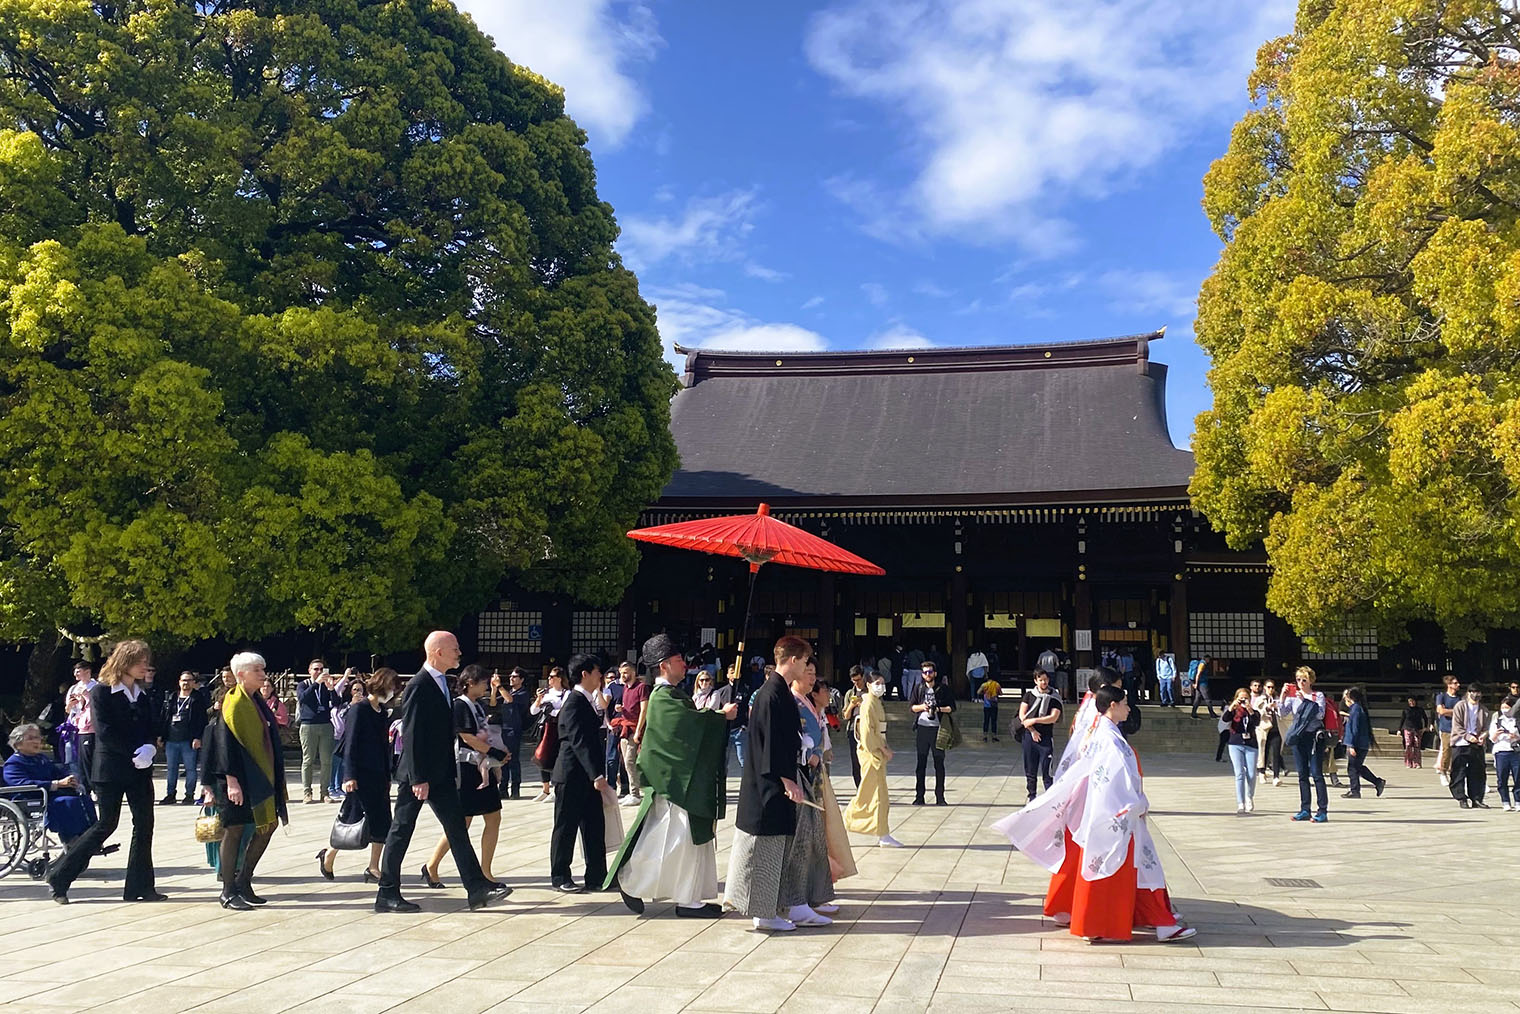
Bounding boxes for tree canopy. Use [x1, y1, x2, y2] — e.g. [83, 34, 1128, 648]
[0, 0, 678, 657]
[1193, 0, 1520, 647]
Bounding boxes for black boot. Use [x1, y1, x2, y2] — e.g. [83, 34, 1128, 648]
[220, 889, 253, 911]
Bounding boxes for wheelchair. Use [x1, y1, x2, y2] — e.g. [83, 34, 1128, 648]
[0, 783, 62, 881]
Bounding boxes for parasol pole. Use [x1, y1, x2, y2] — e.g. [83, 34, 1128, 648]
[728, 560, 763, 685]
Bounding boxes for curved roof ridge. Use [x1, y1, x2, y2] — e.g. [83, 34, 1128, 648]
[672, 328, 1166, 360]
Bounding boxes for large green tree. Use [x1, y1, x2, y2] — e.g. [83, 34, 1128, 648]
[1193, 0, 1520, 647]
[0, 0, 678, 701]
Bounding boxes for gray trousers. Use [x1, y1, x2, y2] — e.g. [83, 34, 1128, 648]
[300, 722, 335, 795]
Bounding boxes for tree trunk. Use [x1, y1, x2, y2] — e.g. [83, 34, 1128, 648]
[21, 632, 68, 720]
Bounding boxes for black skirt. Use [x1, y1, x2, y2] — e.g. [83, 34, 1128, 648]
[458, 761, 502, 817]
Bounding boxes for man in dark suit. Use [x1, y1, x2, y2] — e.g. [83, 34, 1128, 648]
[550, 653, 610, 892]
[376, 630, 510, 913]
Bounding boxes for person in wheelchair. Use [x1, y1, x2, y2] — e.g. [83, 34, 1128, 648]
[3, 723, 94, 843]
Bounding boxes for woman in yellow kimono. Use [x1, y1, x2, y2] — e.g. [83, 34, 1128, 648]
[844, 672, 903, 847]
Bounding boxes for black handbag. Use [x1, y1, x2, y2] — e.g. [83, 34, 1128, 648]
[329, 803, 366, 851]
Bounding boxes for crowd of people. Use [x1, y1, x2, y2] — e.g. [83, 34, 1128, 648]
[7, 633, 1517, 950]
[4, 631, 923, 926]
[1207, 668, 1520, 818]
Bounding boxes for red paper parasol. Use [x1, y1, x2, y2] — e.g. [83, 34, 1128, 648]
[627, 503, 885, 665]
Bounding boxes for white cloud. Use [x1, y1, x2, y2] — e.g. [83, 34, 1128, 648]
[861, 282, 889, 306]
[744, 262, 788, 282]
[866, 323, 935, 350]
[913, 280, 953, 299]
[806, 0, 1296, 244]
[648, 286, 829, 372]
[704, 324, 831, 352]
[619, 189, 759, 271]
[1097, 269, 1198, 320]
[457, 0, 660, 148]
[801, 295, 826, 310]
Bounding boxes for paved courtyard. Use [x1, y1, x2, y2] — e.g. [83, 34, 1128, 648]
[3, 729, 1518, 1014]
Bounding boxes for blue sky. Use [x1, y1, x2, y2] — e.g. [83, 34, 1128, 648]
[456, 1, 1299, 447]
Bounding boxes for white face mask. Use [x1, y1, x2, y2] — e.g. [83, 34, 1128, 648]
[869, 683, 886, 698]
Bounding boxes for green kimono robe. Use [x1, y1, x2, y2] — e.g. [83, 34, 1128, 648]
[604, 682, 730, 887]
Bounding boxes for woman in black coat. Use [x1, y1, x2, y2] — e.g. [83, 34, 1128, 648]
[207, 652, 289, 910]
[319, 668, 398, 882]
[46, 639, 162, 904]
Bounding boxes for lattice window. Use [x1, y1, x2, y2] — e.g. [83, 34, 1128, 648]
[1303, 624, 1378, 661]
[571, 610, 619, 654]
[477, 609, 543, 653]
[1188, 611, 1265, 660]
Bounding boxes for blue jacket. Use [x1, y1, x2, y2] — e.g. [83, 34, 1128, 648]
[1343, 702, 1371, 752]
[296, 681, 340, 725]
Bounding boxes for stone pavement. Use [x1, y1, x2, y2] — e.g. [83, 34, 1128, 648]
[3, 724, 1518, 1014]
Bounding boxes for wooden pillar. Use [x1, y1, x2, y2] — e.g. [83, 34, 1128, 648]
[841, 577, 857, 679]
[1073, 579, 1094, 670]
[1170, 576, 1188, 665]
[819, 571, 837, 683]
[951, 569, 969, 698]
[618, 600, 635, 666]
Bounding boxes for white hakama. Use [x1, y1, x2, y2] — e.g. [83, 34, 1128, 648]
[618, 796, 718, 906]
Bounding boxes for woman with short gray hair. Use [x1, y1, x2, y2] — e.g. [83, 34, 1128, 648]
[206, 652, 289, 909]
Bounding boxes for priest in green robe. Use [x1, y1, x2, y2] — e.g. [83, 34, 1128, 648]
[606, 634, 736, 917]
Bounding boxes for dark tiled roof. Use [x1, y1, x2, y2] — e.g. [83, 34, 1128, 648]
[660, 332, 1194, 506]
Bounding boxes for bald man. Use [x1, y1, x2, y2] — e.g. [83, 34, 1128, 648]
[376, 631, 509, 912]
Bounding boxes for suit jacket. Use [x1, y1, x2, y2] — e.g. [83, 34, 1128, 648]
[735, 672, 801, 837]
[552, 690, 603, 790]
[397, 670, 457, 787]
[1450, 699, 1491, 746]
[90, 682, 156, 784]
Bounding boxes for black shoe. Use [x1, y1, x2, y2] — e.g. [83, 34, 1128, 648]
[935, 798, 948, 806]
[674, 902, 723, 919]
[1472, 800, 1491, 809]
[420, 865, 446, 889]
[487, 883, 513, 900]
[1460, 798, 1472, 808]
[554, 880, 585, 893]
[1375, 779, 1386, 797]
[316, 849, 335, 881]
[375, 895, 421, 913]
[993, 737, 1000, 742]
[158, 794, 177, 805]
[50, 891, 68, 905]
[129, 891, 168, 902]
[618, 882, 645, 915]
[363, 869, 382, 885]
[97, 844, 120, 857]
[467, 888, 503, 911]
[237, 882, 267, 906]
[220, 890, 253, 911]
[180, 796, 196, 804]
[912, 798, 925, 806]
[1340, 791, 1360, 798]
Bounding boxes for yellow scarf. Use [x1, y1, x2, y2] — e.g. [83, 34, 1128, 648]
[223, 684, 278, 830]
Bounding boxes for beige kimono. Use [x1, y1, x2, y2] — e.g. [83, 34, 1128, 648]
[844, 692, 890, 837]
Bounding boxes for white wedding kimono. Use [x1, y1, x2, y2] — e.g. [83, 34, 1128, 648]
[1053, 692, 1097, 781]
[994, 715, 1166, 889]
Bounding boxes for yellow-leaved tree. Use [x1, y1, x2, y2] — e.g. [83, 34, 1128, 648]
[1194, 0, 1520, 647]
